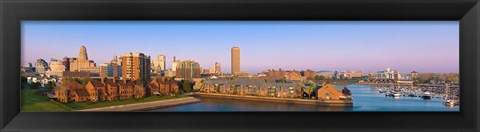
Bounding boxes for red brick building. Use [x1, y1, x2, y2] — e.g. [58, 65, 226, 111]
[266, 68, 286, 79]
[104, 79, 118, 101]
[55, 81, 87, 103]
[117, 80, 134, 100]
[85, 80, 107, 102]
[317, 83, 349, 100]
[133, 80, 146, 99]
[149, 78, 179, 95]
[55, 78, 151, 103]
[302, 69, 317, 79]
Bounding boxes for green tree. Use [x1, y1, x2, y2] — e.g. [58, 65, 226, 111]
[307, 77, 314, 80]
[44, 81, 56, 90]
[314, 75, 325, 80]
[73, 78, 82, 84]
[182, 80, 192, 93]
[82, 77, 91, 86]
[30, 82, 42, 89]
[304, 81, 317, 99]
[62, 77, 73, 84]
[297, 81, 317, 99]
[193, 80, 204, 92]
[342, 87, 351, 96]
[21, 77, 28, 88]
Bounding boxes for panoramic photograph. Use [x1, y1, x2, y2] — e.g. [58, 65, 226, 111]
[20, 21, 459, 112]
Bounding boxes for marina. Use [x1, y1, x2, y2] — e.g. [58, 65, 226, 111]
[372, 83, 460, 106]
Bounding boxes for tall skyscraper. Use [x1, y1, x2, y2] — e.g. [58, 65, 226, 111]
[172, 56, 180, 72]
[78, 45, 88, 60]
[151, 55, 166, 73]
[69, 45, 96, 71]
[121, 52, 151, 81]
[215, 62, 221, 74]
[231, 47, 240, 74]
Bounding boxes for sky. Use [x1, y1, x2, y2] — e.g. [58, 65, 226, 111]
[22, 21, 459, 74]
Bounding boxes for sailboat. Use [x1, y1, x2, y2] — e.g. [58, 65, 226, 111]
[444, 83, 459, 106]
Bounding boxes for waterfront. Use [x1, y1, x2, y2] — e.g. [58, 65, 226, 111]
[77, 97, 200, 111]
[150, 85, 459, 112]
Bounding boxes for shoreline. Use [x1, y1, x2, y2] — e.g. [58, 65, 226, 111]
[193, 92, 353, 107]
[76, 97, 201, 111]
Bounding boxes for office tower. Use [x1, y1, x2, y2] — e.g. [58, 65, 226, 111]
[176, 60, 201, 80]
[69, 45, 96, 71]
[172, 56, 180, 72]
[231, 46, 240, 74]
[215, 62, 221, 74]
[152, 55, 166, 73]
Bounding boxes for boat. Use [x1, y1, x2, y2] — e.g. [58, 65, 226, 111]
[385, 91, 394, 97]
[407, 93, 416, 97]
[444, 99, 459, 106]
[421, 92, 432, 100]
[443, 83, 459, 106]
[393, 93, 401, 98]
[379, 89, 384, 93]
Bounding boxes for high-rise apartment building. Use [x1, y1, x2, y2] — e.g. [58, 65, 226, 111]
[151, 55, 166, 73]
[176, 60, 201, 80]
[121, 52, 151, 81]
[231, 47, 240, 74]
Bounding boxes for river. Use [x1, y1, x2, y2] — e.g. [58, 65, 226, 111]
[149, 85, 459, 112]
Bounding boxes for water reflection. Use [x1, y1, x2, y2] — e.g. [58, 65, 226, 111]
[150, 85, 459, 112]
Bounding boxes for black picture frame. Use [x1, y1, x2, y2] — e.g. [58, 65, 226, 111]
[1, 0, 479, 132]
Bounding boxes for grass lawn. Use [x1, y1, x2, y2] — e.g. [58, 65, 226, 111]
[22, 88, 188, 111]
[21, 89, 73, 112]
[66, 94, 187, 110]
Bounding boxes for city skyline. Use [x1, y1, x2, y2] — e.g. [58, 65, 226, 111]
[22, 21, 459, 73]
